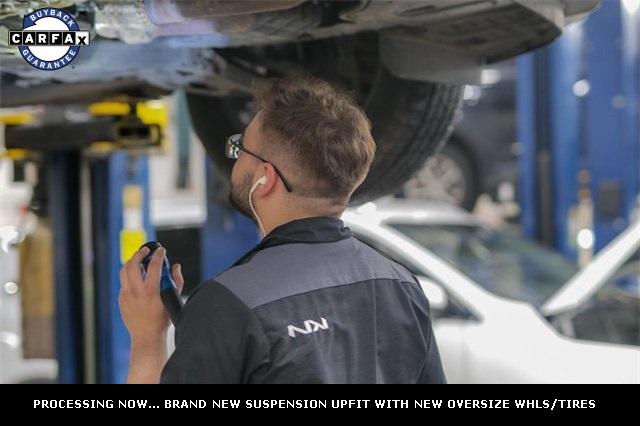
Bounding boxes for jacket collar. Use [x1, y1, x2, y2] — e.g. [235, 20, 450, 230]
[232, 216, 352, 266]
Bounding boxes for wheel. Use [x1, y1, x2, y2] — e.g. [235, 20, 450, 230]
[402, 141, 480, 211]
[187, 35, 463, 205]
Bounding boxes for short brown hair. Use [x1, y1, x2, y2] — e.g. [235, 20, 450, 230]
[252, 74, 375, 200]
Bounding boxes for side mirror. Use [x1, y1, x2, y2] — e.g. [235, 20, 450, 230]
[416, 276, 448, 312]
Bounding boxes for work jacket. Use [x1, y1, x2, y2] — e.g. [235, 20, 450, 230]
[161, 216, 446, 384]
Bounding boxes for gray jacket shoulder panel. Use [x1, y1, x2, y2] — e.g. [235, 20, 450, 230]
[215, 237, 417, 309]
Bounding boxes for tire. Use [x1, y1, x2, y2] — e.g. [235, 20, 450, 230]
[187, 35, 463, 205]
[402, 141, 480, 211]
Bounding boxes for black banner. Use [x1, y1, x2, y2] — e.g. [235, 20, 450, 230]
[1, 384, 635, 417]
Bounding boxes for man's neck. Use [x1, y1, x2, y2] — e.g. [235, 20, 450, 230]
[260, 212, 334, 238]
[260, 202, 345, 237]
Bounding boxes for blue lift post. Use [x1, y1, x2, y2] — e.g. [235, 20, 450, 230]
[92, 152, 154, 384]
[516, 22, 583, 257]
[515, 52, 539, 243]
[584, 0, 639, 250]
[518, 0, 639, 256]
[201, 160, 259, 280]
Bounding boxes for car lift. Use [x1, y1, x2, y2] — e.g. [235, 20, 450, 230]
[2, 102, 163, 383]
[2, 97, 259, 383]
[517, 0, 639, 262]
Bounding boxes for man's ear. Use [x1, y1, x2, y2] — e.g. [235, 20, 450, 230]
[253, 163, 277, 196]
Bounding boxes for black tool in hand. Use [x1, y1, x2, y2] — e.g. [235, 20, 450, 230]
[139, 241, 184, 325]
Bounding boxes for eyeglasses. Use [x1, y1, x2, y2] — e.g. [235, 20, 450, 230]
[225, 133, 293, 193]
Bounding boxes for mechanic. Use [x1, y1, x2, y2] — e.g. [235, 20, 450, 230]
[119, 75, 446, 384]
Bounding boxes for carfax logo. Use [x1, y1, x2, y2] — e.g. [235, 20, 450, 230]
[8, 8, 89, 70]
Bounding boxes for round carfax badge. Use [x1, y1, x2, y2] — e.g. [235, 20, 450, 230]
[8, 7, 89, 71]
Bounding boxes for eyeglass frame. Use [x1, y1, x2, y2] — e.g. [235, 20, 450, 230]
[225, 133, 293, 193]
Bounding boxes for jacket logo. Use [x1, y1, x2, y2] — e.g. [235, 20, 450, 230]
[287, 317, 329, 338]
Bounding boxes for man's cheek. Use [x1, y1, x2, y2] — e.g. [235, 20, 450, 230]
[229, 164, 240, 188]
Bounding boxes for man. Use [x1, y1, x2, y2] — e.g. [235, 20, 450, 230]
[119, 75, 446, 383]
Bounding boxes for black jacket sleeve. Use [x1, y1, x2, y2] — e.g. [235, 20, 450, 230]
[416, 319, 447, 384]
[160, 281, 271, 384]
[410, 275, 447, 384]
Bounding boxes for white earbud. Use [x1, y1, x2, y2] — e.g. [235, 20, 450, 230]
[251, 175, 267, 192]
[249, 176, 267, 237]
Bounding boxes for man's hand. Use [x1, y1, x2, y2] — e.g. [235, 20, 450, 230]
[119, 246, 184, 383]
[120, 246, 168, 339]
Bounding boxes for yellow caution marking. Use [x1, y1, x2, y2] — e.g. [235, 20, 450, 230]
[120, 229, 147, 265]
[137, 101, 168, 126]
[0, 112, 34, 125]
[89, 102, 130, 116]
[2, 148, 29, 160]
